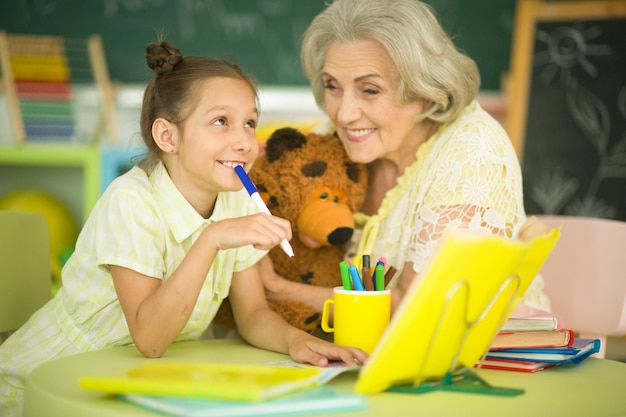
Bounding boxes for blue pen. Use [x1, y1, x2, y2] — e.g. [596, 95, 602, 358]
[348, 265, 365, 291]
[234, 165, 294, 257]
[370, 258, 386, 289]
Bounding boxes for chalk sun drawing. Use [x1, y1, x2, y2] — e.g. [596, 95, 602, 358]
[533, 23, 612, 86]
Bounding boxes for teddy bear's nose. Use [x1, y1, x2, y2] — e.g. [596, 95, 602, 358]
[327, 227, 354, 245]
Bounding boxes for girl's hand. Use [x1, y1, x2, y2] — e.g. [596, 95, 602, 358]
[207, 213, 292, 252]
[287, 332, 369, 368]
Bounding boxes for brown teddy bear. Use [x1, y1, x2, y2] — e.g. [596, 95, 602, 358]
[213, 127, 368, 334]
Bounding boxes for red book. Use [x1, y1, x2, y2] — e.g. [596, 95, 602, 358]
[477, 358, 557, 373]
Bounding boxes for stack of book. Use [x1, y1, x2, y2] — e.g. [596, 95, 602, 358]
[477, 309, 600, 372]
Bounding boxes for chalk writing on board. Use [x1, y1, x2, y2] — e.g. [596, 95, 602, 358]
[3, 0, 516, 87]
[523, 19, 626, 220]
[101, 0, 299, 42]
[104, 0, 310, 83]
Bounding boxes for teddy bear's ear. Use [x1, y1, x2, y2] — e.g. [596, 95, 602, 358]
[249, 169, 281, 211]
[265, 127, 307, 163]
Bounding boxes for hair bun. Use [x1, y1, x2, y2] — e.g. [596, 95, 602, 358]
[145, 41, 183, 75]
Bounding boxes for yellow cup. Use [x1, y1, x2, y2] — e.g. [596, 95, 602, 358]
[321, 286, 391, 354]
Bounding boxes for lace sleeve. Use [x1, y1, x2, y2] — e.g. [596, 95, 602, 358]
[408, 114, 523, 268]
[366, 105, 523, 273]
[357, 104, 551, 310]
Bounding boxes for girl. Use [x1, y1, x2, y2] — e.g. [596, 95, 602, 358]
[0, 40, 367, 417]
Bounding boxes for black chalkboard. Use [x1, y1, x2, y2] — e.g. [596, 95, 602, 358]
[0, 0, 515, 89]
[507, 1, 626, 221]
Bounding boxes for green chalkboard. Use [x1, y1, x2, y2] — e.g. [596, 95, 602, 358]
[0, 0, 515, 89]
[507, 1, 626, 221]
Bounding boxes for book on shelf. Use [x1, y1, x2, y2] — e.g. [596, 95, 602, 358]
[486, 338, 600, 364]
[477, 358, 557, 373]
[80, 362, 353, 402]
[490, 329, 574, 350]
[121, 386, 366, 417]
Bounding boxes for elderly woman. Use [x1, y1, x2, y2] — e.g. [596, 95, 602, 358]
[261, 0, 550, 315]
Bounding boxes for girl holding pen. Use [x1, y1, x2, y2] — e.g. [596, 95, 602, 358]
[0, 39, 366, 417]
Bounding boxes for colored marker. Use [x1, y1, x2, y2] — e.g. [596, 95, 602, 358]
[383, 266, 398, 288]
[339, 261, 352, 290]
[370, 257, 386, 289]
[348, 265, 365, 291]
[361, 254, 374, 291]
[362, 265, 374, 291]
[375, 264, 385, 291]
[352, 256, 362, 272]
[234, 165, 294, 257]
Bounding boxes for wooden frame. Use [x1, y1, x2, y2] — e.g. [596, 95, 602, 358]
[506, 0, 626, 159]
[0, 31, 26, 143]
[88, 35, 119, 144]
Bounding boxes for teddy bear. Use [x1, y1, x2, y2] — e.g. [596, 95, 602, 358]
[213, 127, 368, 334]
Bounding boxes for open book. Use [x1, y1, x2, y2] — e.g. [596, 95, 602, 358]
[354, 227, 560, 394]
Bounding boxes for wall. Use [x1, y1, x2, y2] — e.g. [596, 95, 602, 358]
[0, 0, 516, 90]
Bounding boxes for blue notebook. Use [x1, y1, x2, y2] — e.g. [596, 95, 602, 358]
[485, 338, 600, 364]
[121, 386, 367, 417]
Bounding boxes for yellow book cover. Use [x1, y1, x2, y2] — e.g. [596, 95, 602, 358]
[354, 227, 560, 394]
[79, 363, 325, 402]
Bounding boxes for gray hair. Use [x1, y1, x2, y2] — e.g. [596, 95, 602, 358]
[300, 0, 480, 122]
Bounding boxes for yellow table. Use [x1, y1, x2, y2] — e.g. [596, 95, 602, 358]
[24, 339, 626, 417]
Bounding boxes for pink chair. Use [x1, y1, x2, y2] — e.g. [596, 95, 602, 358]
[535, 215, 626, 358]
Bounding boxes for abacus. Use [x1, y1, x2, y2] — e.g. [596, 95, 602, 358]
[0, 32, 118, 144]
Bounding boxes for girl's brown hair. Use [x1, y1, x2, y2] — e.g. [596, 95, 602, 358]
[137, 40, 258, 170]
